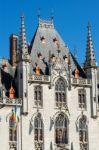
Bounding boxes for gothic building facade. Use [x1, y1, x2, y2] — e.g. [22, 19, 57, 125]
[0, 16, 99, 150]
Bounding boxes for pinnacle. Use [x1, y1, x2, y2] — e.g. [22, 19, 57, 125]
[84, 22, 96, 68]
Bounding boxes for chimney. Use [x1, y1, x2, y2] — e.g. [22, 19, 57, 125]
[10, 34, 18, 67]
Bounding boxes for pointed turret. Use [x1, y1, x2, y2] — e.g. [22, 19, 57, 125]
[84, 22, 98, 118]
[18, 15, 29, 62]
[84, 22, 96, 68]
[17, 15, 30, 113]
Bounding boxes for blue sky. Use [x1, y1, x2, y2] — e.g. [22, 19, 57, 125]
[0, 0, 99, 65]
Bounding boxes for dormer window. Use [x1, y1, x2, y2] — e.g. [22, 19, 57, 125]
[37, 53, 42, 59]
[53, 37, 58, 45]
[63, 55, 68, 63]
[51, 54, 56, 62]
[40, 36, 45, 44]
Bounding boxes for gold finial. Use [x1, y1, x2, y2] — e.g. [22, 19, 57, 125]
[74, 66, 79, 79]
[36, 65, 40, 75]
[9, 84, 15, 99]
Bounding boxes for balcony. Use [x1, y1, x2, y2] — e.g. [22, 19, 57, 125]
[71, 78, 91, 86]
[29, 75, 50, 83]
[0, 97, 22, 106]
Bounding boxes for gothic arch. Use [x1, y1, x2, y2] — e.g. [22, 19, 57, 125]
[76, 113, 89, 132]
[34, 113, 44, 150]
[29, 112, 44, 130]
[76, 113, 89, 150]
[54, 112, 69, 145]
[54, 76, 68, 87]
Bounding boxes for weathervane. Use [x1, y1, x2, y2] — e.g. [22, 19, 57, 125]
[51, 8, 54, 21]
[38, 8, 41, 19]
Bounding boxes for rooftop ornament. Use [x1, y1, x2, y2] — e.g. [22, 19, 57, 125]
[39, 18, 54, 29]
[74, 67, 79, 79]
[37, 52, 42, 59]
[53, 37, 58, 45]
[51, 54, 56, 62]
[36, 65, 40, 76]
[9, 85, 15, 99]
[63, 55, 68, 63]
[40, 36, 46, 44]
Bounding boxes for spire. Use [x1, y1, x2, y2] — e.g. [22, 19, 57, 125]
[84, 22, 96, 68]
[19, 15, 29, 61]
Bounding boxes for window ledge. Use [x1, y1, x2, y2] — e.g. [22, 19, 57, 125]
[54, 143, 69, 149]
[77, 108, 87, 111]
[33, 106, 43, 109]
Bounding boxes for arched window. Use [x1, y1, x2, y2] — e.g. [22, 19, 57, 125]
[55, 78, 66, 107]
[79, 115, 88, 150]
[9, 109, 17, 150]
[34, 114, 44, 150]
[34, 86, 43, 107]
[55, 113, 68, 146]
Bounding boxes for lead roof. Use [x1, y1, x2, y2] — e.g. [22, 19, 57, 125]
[30, 18, 85, 77]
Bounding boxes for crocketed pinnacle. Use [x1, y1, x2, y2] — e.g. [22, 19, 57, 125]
[84, 22, 96, 68]
[19, 15, 29, 61]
